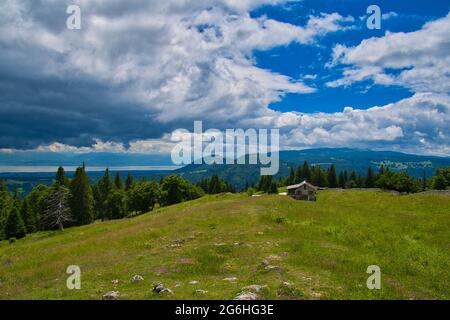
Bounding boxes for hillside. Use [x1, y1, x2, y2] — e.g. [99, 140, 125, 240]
[0, 190, 449, 300]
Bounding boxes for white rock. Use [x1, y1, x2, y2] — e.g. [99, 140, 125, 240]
[194, 289, 208, 294]
[234, 292, 259, 300]
[103, 291, 120, 300]
[223, 277, 238, 282]
[242, 285, 267, 293]
[153, 282, 173, 294]
[131, 275, 144, 282]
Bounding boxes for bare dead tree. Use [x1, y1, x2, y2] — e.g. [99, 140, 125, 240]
[45, 186, 73, 231]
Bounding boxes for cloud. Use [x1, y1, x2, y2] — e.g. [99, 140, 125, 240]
[18, 92, 450, 157]
[382, 12, 398, 20]
[327, 13, 450, 93]
[278, 93, 450, 156]
[0, 0, 355, 149]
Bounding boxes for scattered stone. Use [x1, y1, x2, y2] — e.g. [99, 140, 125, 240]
[194, 289, 208, 295]
[131, 275, 144, 282]
[311, 292, 322, 298]
[223, 277, 238, 282]
[264, 265, 280, 271]
[214, 243, 226, 246]
[242, 285, 267, 293]
[103, 291, 120, 300]
[262, 259, 280, 271]
[266, 254, 282, 261]
[234, 292, 259, 300]
[189, 280, 199, 285]
[153, 282, 173, 294]
[111, 279, 119, 285]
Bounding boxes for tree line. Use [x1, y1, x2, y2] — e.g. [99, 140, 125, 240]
[256, 161, 450, 194]
[0, 165, 207, 241]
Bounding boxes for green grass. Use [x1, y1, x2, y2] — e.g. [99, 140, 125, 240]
[0, 190, 449, 300]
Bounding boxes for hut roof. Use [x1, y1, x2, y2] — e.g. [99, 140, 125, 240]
[287, 181, 317, 191]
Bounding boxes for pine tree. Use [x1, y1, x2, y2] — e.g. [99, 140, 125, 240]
[0, 178, 7, 192]
[20, 199, 37, 233]
[295, 165, 302, 184]
[96, 168, 113, 219]
[302, 161, 311, 182]
[208, 175, 221, 194]
[268, 182, 278, 194]
[365, 167, 375, 188]
[287, 168, 295, 185]
[422, 171, 427, 191]
[114, 172, 124, 190]
[55, 166, 67, 186]
[338, 171, 346, 188]
[45, 186, 72, 231]
[69, 166, 94, 226]
[327, 165, 338, 188]
[347, 170, 358, 188]
[5, 207, 26, 240]
[125, 173, 134, 191]
[379, 165, 386, 176]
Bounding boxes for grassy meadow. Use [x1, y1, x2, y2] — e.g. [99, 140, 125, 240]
[0, 190, 449, 300]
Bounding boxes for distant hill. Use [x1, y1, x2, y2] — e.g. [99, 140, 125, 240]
[0, 151, 173, 166]
[175, 148, 450, 189]
[1, 148, 449, 192]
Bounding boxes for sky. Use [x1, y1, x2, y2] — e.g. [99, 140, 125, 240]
[0, 0, 449, 158]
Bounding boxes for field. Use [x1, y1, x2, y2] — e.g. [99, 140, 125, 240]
[0, 190, 449, 300]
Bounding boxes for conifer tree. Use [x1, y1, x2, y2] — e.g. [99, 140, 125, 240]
[295, 165, 303, 184]
[268, 182, 278, 194]
[422, 171, 427, 191]
[114, 172, 124, 190]
[20, 199, 37, 233]
[69, 166, 94, 226]
[0, 178, 7, 192]
[125, 173, 134, 191]
[5, 207, 26, 240]
[96, 168, 113, 219]
[365, 167, 375, 188]
[327, 165, 338, 188]
[287, 168, 295, 185]
[208, 175, 221, 194]
[55, 166, 67, 186]
[302, 161, 311, 182]
[338, 171, 346, 188]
